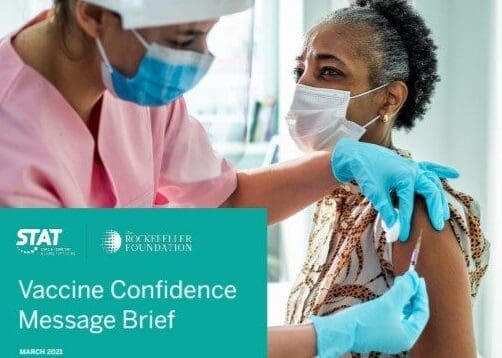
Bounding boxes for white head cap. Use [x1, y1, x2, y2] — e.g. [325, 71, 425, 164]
[85, 0, 254, 29]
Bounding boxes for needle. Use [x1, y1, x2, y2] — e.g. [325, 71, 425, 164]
[409, 229, 423, 270]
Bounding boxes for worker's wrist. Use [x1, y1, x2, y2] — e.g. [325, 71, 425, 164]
[310, 314, 355, 358]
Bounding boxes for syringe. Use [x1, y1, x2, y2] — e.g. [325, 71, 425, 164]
[409, 229, 423, 270]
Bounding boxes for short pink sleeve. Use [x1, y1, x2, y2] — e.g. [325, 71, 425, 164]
[154, 98, 238, 208]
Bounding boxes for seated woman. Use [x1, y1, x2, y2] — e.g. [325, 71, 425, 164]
[285, 0, 490, 357]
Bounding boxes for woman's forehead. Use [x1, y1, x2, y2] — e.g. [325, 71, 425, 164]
[302, 24, 371, 70]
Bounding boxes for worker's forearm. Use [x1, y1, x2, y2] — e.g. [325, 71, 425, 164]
[227, 151, 339, 224]
[268, 324, 317, 358]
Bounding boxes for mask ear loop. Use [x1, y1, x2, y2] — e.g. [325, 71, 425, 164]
[352, 83, 391, 129]
[95, 38, 113, 73]
[97, 31, 148, 74]
[350, 82, 389, 99]
[362, 114, 381, 129]
[132, 30, 150, 49]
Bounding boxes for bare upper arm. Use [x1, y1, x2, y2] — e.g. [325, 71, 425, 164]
[392, 198, 476, 357]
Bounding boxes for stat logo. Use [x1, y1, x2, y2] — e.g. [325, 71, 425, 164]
[102, 230, 122, 254]
[16, 229, 75, 257]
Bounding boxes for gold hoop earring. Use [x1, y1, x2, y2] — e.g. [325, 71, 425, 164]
[382, 114, 390, 123]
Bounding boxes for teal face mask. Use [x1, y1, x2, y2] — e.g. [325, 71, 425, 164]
[96, 31, 214, 107]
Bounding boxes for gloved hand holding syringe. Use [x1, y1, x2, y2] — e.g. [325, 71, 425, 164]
[308, 228, 428, 357]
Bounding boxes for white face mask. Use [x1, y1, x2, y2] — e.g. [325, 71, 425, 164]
[286, 83, 388, 152]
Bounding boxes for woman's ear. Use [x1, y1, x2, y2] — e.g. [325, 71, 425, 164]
[379, 81, 408, 118]
[74, 1, 119, 39]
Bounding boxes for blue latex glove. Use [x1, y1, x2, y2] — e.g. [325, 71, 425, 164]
[332, 138, 459, 241]
[311, 269, 428, 358]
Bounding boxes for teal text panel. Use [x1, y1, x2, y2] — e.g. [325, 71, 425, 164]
[0, 209, 267, 358]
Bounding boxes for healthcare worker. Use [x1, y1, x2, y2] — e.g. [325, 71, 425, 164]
[0, 0, 453, 354]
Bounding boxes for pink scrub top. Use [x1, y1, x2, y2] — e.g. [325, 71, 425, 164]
[0, 17, 237, 208]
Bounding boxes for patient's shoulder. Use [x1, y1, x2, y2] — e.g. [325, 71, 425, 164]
[392, 196, 465, 276]
[391, 186, 480, 356]
[392, 180, 490, 298]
